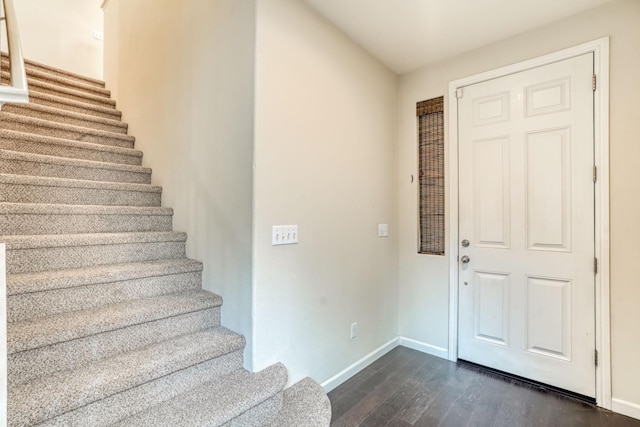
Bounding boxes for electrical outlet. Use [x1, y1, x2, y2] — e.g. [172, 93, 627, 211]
[272, 225, 298, 246]
[93, 31, 104, 41]
[350, 322, 358, 339]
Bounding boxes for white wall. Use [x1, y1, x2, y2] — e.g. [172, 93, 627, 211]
[253, 0, 399, 386]
[1, 0, 103, 79]
[398, 0, 640, 415]
[103, 0, 256, 365]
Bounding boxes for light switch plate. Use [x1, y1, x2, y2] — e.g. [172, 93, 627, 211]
[272, 225, 298, 245]
[378, 224, 389, 237]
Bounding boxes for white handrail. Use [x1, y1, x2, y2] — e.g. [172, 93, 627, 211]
[0, 0, 28, 108]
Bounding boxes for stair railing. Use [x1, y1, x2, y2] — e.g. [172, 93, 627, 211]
[0, 0, 28, 108]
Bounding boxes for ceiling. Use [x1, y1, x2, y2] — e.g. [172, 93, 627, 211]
[302, 0, 617, 75]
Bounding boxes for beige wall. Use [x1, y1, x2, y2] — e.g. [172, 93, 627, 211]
[252, 0, 399, 386]
[398, 0, 640, 412]
[1, 0, 103, 79]
[103, 0, 256, 364]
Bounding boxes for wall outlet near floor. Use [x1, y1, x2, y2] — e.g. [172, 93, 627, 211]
[272, 225, 298, 245]
[350, 322, 358, 339]
[378, 223, 389, 237]
[93, 31, 104, 41]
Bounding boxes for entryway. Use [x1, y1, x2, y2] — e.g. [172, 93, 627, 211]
[448, 38, 610, 406]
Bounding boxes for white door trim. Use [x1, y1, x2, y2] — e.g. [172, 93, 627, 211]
[447, 37, 610, 408]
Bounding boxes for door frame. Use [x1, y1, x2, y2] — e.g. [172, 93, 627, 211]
[447, 37, 610, 408]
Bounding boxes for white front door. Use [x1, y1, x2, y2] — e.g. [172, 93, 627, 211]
[457, 53, 596, 397]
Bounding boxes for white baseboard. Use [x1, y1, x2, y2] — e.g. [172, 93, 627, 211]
[320, 337, 399, 392]
[398, 336, 448, 359]
[612, 398, 640, 420]
[320, 336, 450, 393]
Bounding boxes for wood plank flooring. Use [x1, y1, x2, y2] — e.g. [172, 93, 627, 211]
[328, 346, 640, 427]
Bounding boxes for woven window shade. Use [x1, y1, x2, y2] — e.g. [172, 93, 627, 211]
[417, 97, 445, 255]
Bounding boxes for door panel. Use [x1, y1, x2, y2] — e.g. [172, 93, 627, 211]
[474, 137, 510, 248]
[525, 128, 571, 251]
[473, 271, 510, 346]
[526, 276, 572, 360]
[457, 53, 595, 397]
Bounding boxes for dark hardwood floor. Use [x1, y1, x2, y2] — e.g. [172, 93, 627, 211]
[328, 346, 640, 427]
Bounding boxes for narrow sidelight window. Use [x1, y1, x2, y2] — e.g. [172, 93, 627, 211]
[417, 96, 445, 255]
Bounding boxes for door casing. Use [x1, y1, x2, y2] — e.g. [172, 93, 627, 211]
[447, 37, 610, 408]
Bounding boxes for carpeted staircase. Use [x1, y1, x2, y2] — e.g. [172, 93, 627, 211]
[0, 55, 331, 427]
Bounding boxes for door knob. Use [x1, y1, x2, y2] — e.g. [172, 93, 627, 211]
[461, 255, 470, 264]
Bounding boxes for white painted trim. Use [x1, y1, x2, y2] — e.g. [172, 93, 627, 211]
[447, 82, 460, 363]
[1, 243, 7, 426]
[447, 37, 611, 408]
[592, 38, 612, 411]
[612, 398, 640, 421]
[398, 337, 448, 360]
[320, 337, 399, 392]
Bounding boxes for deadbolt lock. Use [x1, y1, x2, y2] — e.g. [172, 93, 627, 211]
[461, 239, 470, 247]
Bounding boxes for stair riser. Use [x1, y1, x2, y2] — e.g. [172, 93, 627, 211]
[0, 118, 134, 149]
[2, 65, 110, 98]
[225, 394, 284, 427]
[0, 157, 150, 184]
[29, 94, 121, 120]
[2, 104, 127, 134]
[1, 56, 106, 89]
[6, 240, 185, 274]
[2, 75, 114, 108]
[0, 182, 161, 207]
[9, 307, 219, 386]
[27, 75, 109, 98]
[35, 351, 244, 427]
[8, 270, 201, 323]
[1, 212, 172, 235]
[0, 136, 142, 166]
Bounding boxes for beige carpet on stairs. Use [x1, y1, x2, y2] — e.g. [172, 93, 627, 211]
[1, 54, 331, 427]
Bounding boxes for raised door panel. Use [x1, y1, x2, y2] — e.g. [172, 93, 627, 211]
[526, 128, 572, 252]
[526, 276, 572, 361]
[473, 137, 510, 248]
[473, 271, 510, 346]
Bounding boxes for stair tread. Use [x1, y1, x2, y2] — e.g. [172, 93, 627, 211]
[5, 102, 127, 130]
[8, 289, 221, 353]
[266, 377, 332, 427]
[2, 52, 106, 87]
[28, 90, 121, 118]
[117, 364, 288, 427]
[0, 148, 150, 175]
[0, 202, 171, 216]
[0, 172, 161, 192]
[9, 326, 243, 427]
[7, 258, 201, 296]
[2, 230, 186, 250]
[0, 111, 134, 143]
[0, 128, 141, 160]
